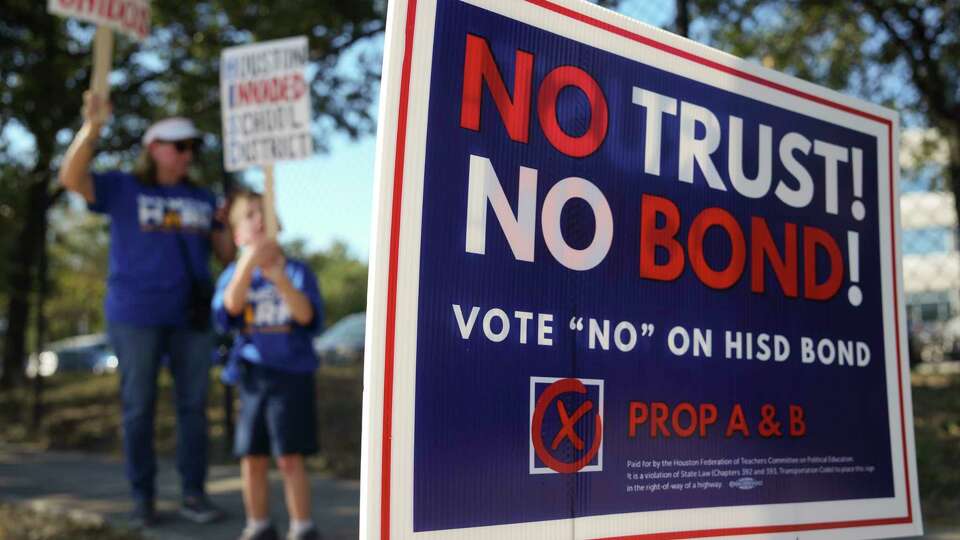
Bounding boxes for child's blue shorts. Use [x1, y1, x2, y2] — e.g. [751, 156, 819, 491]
[235, 361, 318, 457]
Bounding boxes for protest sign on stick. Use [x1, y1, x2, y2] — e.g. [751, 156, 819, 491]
[47, 0, 151, 41]
[263, 165, 280, 239]
[89, 27, 113, 119]
[48, 0, 151, 123]
[220, 36, 312, 240]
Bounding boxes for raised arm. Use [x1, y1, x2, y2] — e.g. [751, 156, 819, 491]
[223, 248, 258, 316]
[59, 92, 110, 204]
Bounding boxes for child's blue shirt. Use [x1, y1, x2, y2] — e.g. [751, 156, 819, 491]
[212, 258, 323, 375]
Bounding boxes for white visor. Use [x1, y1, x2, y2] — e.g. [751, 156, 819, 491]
[142, 117, 202, 146]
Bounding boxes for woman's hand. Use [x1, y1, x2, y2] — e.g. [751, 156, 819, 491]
[59, 91, 112, 203]
[82, 91, 112, 130]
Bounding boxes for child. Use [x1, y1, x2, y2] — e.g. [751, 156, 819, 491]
[212, 191, 324, 540]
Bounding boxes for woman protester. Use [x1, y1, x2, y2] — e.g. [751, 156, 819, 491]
[59, 91, 235, 528]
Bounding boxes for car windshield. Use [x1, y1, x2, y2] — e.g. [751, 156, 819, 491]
[317, 313, 365, 346]
[57, 349, 94, 367]
[49, 336, 113, 367]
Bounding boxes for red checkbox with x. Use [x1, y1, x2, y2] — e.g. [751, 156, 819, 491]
[529, 377, 604, 474]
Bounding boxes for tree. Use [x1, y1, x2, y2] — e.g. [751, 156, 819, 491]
[0, 0, 385, 386]
[677, 0, 959, 205]
[285, 239, 368, 326]
[45, 210, 110, 341]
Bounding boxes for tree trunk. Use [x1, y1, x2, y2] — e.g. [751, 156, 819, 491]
[0, 178, 47, 388]
[31, 200, 49, 429]
[945, 124, 960, 261]
[675, 0, 690, 38]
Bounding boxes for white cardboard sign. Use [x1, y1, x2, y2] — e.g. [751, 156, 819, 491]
[47, 0, 151, 42]
[220, 36, 313, 172]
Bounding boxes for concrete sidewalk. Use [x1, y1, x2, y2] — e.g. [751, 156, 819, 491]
[0, 445, 359, 540]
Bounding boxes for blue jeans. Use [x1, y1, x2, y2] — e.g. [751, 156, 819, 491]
[108, 323, 213, 504]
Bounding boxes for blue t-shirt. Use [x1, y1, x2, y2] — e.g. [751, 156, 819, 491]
[89, 171, 218, 326]
[212, 259, 323, 373]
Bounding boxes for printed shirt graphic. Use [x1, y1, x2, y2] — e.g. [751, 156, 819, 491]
[212, 259, 323, 373]
[88, 171, 218, 326]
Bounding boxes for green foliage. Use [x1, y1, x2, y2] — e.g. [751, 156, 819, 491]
[681, 0, 960, 186]
[285, 239, 368, 326]
[44, 209, 109, 342]
[2, 0, 386, 178]
[687, 1, 869, 94]
[119, 0, 386, 178]
[911, 372, 960, 524]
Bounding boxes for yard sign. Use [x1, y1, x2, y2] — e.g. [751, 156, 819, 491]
[361, 1, 921, 539]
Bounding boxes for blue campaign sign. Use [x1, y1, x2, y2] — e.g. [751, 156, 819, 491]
[361, 1, 921, 539]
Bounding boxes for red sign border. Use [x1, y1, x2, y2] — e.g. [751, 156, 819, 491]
[379, 1, 910, 538]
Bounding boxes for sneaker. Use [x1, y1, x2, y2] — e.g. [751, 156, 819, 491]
[129, 499, 157, 528]
[239, 523, 280, 540]
[179, 495, 225, 524]
[287, 526, 322, 540]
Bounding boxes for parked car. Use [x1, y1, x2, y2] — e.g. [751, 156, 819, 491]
[25, 333, 118, 378]
[313, 312, 365, 366]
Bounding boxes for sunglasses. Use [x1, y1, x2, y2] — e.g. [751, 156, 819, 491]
[159, 140, 200, 153]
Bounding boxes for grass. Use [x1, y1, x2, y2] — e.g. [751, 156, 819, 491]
[0, 364, 364, 477]
[0, 502, 144, 540]
[911, 370, 960, 525]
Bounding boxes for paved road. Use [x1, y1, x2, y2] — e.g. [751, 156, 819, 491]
[1, 445, 957, 539]
[0, 445, 359, 540]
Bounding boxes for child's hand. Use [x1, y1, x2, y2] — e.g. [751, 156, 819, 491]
[246, 239, 277, 265]
[253, 240, 286, 283]
[262, 256, 286, 283]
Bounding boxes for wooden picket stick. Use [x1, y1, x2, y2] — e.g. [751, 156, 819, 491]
[90, 26, 114, 122]
[263, 165, 280, 240]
